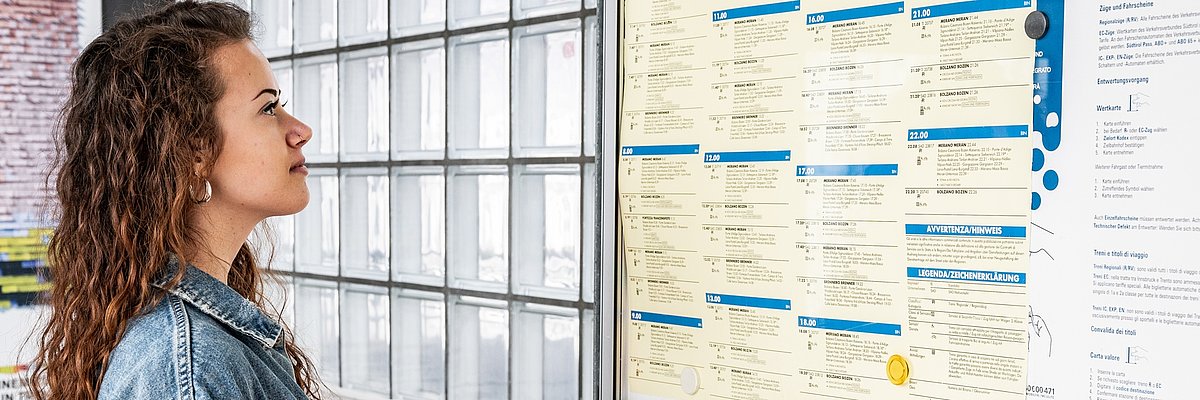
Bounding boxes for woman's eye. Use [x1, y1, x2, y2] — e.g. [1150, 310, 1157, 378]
[263, 100, 279, 116]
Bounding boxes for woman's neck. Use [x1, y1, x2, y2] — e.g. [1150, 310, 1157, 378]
[187, 200, 260, 284]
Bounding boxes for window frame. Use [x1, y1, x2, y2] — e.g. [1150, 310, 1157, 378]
[255, 1, 605, 398]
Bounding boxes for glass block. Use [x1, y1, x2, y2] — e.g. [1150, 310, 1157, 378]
[295, 279, 340, 386]
[392, 289, 446, 399]
[254, 0, 292, 57]
[448, 0, 508, 29]
[584, 0, 595, 10]
[582, 308, 594, 400]
[393, 167, 446, 286]
[449, 30, 509, 159]
[392, 0, 445, 37]
[448, 166, 509, 293]
[295, 170, 339, 275]
[294, 56, 339, 163]
[514, 0, 578, 19]
[271, 61, 293, 113]
[340, 47, 390, 161]
[512, 303, 578, 400]
[261, 276, 294, 328]
[340, 284, 391, 395]
[513, 165, 580, 301]
[341, 168, 390, 280]
[583, 16, 598, 157]
[582, 163, 595, 303]
[339, 0, 388, 46]
[392, 39, 446, 160]
[450, 296, 509, 400]
[294, 0, 336, 52]
[254, 215, 294, 272]
[513, 20, 581, 157]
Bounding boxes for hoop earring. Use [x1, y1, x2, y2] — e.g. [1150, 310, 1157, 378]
[192, 180, 212, 204]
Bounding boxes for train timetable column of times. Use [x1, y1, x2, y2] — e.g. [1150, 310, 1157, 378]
[708, 1, 803, 150]
[800, 1, 907, 160]
[621, 1, 716, 398]
[623, 0, 712, 146]
[789, 3, 909, 398]
[621, 144, 708, 397]
[792, 163, 904, 400]
[699, 149, 796, 400]
[902, 1, 1033, 399]
[903, 0, 1035, 219]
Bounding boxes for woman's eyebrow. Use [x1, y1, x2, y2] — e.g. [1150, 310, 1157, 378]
[251, 88, 279, 101]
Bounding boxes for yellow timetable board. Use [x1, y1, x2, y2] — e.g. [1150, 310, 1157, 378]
[617, 1, 1036, 399]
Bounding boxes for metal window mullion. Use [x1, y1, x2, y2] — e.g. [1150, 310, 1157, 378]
[577, 12, 588, 398]
[306, 155, 597, 169]
[268, 9, 598, 64]
[334, 0, 345, 389]
[277, 270, 588, 309]
[507, 6, 516, 398]
[441, 5, 453, 395]
[334, 0, 345, 386]
[384, 0, 394, 396]
[578, 158, 586, 400]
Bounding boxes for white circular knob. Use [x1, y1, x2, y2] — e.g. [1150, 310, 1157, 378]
[680, 366, 700, 395]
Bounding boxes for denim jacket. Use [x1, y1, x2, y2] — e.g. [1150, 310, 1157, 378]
[98, 258, 307, 399]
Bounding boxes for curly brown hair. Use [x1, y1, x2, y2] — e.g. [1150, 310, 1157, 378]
[28, 2, 323, 398]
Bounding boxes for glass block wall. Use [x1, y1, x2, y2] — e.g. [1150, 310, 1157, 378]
[245, 0, 600, 398]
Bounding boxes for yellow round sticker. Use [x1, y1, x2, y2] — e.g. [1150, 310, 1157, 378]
[887, 354, 909, 386]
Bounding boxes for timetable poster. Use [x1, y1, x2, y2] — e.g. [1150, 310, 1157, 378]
[618, 0, 1035, 399]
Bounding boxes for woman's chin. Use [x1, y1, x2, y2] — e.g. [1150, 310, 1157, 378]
[272, 191, 310, 216]
[284, 196, 310, 215]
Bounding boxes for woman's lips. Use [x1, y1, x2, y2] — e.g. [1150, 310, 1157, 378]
[290, 157, 307, 174]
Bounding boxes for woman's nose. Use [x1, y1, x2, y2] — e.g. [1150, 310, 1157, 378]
[285, 110, 313, 148]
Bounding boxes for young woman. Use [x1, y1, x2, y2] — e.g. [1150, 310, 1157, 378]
[30, 2, 323, 398]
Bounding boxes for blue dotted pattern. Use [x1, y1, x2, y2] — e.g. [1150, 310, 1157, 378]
[1032, 0, 1064, 210]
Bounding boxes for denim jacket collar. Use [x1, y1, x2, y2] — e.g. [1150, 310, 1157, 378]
[151, 256, 283, 348]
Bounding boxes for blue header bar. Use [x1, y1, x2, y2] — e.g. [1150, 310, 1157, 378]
[905, 224, 1027, 238]
[807, 2, 904, 25]
[704, 150, 791, 163]
[705, 293, 792, 310]
[714, 1, 801, 21]
[908, 267, 1027, 285]
[621, 144, 701, 157]
[908, 125, 1028, 141]
[796, 164, 898, 177]
[911, 0, 1030, 20]
[798, 316, 901, 336]
[631, 311, 703, 328]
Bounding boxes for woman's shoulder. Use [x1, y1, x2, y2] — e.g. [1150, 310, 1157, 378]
[99, 298, 178, 399]
[100, 295, 275, 399]
[114, 293, 254, 356]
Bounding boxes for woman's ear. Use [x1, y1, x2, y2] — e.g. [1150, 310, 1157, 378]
[193, 156, 208, 178]
[192, 143, 216, 178]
